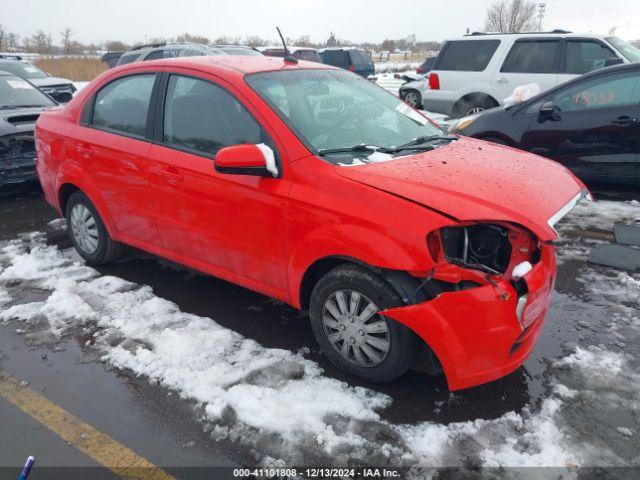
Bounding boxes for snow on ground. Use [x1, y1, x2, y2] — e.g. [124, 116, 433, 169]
[558, 199, 640, 232]
[1, 198, 639, 468]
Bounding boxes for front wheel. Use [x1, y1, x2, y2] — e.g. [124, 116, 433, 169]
[309, 265, 416, 383]
[401, 89, 422, 109]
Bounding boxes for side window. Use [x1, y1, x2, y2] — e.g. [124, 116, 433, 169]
[550, 72, 640, 112]
[501, 40, 559, 74]
[91, 74, 156, 137]
[163, 75, 263, 156]
[144, 50, 164, 61]
[435, 40, 500, 72]
[565, 41, 618, 74]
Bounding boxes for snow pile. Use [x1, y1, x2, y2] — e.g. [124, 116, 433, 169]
[558, 199, 640, 232]
[0, 233, 620, 467]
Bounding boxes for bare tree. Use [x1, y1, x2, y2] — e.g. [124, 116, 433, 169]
[485, 0, 538, 33]
[244, 35, 268, 47]
[60, 27, 73, 54]
[104, 40, 130, 52]
[176, 33, 210, 45]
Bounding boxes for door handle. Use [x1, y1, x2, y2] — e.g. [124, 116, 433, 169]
[76, 144, 94, 158]
[496, 76, 509, 84]
[159, 167, 184, 184]
[611, 116, 638, 126]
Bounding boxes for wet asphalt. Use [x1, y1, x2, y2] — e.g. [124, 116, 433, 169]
[0, 183, 638, 475]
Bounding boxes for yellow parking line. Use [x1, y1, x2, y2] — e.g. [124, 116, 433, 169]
[0, 371, 175, 480]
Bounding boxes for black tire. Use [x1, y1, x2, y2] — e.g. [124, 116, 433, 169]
[65, 191, 123, 265]
[309, 264, 417, 383]
[401, 89, 422, 109]
[452, 95, 498, 118]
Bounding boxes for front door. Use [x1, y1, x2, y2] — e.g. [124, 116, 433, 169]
[149, 72, 290, 297]
[522, 69, 640, 182]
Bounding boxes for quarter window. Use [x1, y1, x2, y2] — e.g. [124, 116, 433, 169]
[565, 40, 618, 74]
[91, 74, 156, 137]
[501, 40, 559, 74]
[162, 75, 263, 156]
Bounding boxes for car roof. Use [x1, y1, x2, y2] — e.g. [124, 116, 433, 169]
[116, 55, 335, 75]
[449, 31, 610, 41]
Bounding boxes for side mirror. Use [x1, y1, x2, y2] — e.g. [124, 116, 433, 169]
[214, 144, 278, 178]
[604, 57, 624, 67]
[539, 101, 556, 116]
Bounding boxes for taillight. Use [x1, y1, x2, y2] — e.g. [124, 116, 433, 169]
[349, 65, 355, 72]
[416, 66, 424, 74]
[428, 73, 440, 90]
[427, 231, 442, 262]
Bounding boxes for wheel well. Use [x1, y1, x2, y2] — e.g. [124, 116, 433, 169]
[58, 183, 81, 215]
[454, 92, 499, 112]
[299, 257, 362, 310]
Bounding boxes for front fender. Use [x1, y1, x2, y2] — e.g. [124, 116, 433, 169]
[287, 223, 431, 308]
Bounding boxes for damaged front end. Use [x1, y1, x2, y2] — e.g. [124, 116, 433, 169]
[0, 132, 38, 187]
[382, 221, 555, 391]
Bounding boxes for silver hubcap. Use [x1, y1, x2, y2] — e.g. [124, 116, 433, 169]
[466, 106, 485, 115]
[404, 91, 419, 107]
[322, 290, 390, 368]
[70, 204, 99, 255]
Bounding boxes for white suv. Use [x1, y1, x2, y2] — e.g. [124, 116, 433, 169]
[399, 31, 640, 117]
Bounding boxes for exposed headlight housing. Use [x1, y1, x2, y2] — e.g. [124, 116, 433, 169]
[547, 189, 590, 234]
[450, 114, 479, 132]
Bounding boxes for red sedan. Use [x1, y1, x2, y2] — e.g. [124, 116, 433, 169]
[35, 56, 587, 390]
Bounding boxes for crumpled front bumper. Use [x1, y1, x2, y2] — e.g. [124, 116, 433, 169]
[382, 245, 556, 391]
[0, 156, 37, 187]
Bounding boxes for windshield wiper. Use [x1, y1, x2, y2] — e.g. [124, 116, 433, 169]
[317, 144, 379, 156]
[392, 134, 457, 152]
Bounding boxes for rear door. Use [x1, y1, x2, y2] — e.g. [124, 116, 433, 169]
[349, 50, 375, 77]
[77, 71, 161, 247]
[492, 38, 561, 101]
[522, 69, 640, 182]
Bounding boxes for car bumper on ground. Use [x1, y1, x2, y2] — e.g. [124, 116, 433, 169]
[382, 245, 556, 391]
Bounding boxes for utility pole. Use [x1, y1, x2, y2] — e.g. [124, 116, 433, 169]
[538, 3, 547, 32]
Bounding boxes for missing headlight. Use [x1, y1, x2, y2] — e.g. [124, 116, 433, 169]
[440, 224, 512, 274]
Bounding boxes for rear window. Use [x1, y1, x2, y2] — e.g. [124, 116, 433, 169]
[350, 50, 373, 66]
[117, 52, 142, 65]
[294, 50, 322, 63]
[323, 50, 350, 68]
[501, 40, 559, 74]
[435, 40, 500, 71]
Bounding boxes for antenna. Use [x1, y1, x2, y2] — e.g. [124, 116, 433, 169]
[276, 27, 298, 64]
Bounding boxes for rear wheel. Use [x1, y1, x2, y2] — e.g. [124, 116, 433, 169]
[453, 94, 498, 118]
[66, 191, 123, 265]
[309, 265, 416, 383]
[402, 89, 422, 109]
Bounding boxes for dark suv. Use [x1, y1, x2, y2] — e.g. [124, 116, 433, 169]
[319, 48, 375, 78]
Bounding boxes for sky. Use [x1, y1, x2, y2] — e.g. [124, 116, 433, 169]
[1, 0, 639, 46]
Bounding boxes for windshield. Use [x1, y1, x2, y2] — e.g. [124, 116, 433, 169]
[246, 69, 443, 163]
[606, 36, 640, 62]
[0, 75, 56, 109]
[0, 61, 48, 80]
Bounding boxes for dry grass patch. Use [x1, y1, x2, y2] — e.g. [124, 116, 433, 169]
[34, 57, 107, 82]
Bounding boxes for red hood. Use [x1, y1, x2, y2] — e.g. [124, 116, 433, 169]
[336, 137, 585, 241]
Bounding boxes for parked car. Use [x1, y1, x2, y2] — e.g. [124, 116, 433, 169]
[416, 56, 436, 74]
[450, 62, 640, 186]
[260, 46, 322, 63]
[210, 45, 263, 56]
[36, 56, 586, 389]
[101, 52, 125, 68]
[0, 71, 57, 188]
[320, 47, 375, 78]
[402, 31, 639, 117]
[0, 59, 76, 103]
[115, 42, 222, 66]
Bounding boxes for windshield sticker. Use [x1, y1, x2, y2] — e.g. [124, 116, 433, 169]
[395, 102, 429, 126]
[7, 80, 32, 90]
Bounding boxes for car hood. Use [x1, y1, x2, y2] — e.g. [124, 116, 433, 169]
[335, 137, 586, 241]
[0, 106, 47, 136]
[30, 77, 73, 88]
